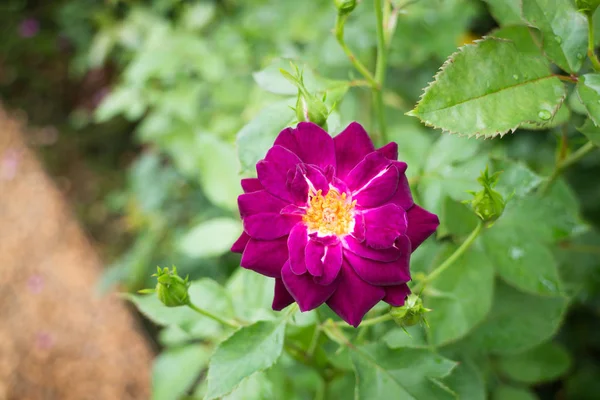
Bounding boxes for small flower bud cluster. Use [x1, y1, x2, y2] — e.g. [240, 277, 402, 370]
[466, 167, 506, 224]
[280, 64, 330, 129]
[389, 294, 431, 328]
[576, 0, 600, 15]
[335, 0, 357, 15]
[153, 266, 191, 307]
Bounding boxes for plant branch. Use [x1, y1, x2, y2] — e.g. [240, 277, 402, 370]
[540, 141, 597, 194]
[373, 0, 389, 144]
[588, 14, 600, 72]
[412, 221, 484, 293]
[334, 14, 378, 88]
[187, 301, 241, 329]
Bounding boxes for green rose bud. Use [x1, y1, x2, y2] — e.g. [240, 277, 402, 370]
[335, 0, 357, 15]
[576, 0, 600, 15]
[280, 63, 330, 129]
[389, 294, 431, 328]
[295, 93, 329, 129]
[466, 167, 506, 224]
[154, 266, 190, 307]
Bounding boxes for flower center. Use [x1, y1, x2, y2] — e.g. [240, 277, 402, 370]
[303, 188, 356, 236]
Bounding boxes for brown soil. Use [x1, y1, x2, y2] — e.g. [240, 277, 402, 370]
[0, 106, 152, 400]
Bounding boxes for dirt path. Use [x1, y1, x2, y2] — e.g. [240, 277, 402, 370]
[0, 107, 152, 400]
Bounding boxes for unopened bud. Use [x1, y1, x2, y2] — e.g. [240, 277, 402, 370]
[576, 0, 600, 15]
[466, 167, 505, 224]
[153, 266, 190, 307]
[280, 64, 330, 129]
[389, 294, 431, 328]
[335, 0, 357, 15]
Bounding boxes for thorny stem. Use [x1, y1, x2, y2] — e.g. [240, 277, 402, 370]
[412, 221, 484, 294]
[334, 14, 378, 88]
[588, 14, 600, 72]
[187, 301, 240, 329]
[540, 141, 597, 194]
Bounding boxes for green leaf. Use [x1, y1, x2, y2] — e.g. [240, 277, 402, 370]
[152, 344, 211, 400]
[442, 359, 486, 400]
[578, 118, 600, 146]
[467, 280, 568, 354]
[490, 159, 543, 199]
[126, 279, 235, 339]
[196, 135, 241, 211]
[95, 86, 146, 122]
[577, 74, 600, 126]
[418, 134, 488, 216]
[482, 0, 521, 26]
[205, 320, 287, 399]
[482, 219, 562, 296]
[178, 218, 242, 258]
[497, 341, 572, 384]
[383, 325, 429, 349]
[439, 197, 479, 238]
[388, 117, 434, 180]
[222, 372, 275, 400]
[522, 0, 588, 73]
[490, 26, 542, 55]
[351, 344, 458, 400]
[426, 245, 494, 347]
[409, 38, 565, 137]
[520, 101, 571, 130]
[236, 99, 296, 173]
[226, 268, 277, 322]
[492, 385, 539, 400]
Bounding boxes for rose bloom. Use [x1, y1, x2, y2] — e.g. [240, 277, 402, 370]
[231, 122, 438, 327]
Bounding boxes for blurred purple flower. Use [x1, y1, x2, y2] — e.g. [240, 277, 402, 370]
[1, 149, 20, 181]
[18, 18, 40, 38]
[27, 274, 44, 294]
[232, 122, 439, 327]
[36, 331, 54, 350]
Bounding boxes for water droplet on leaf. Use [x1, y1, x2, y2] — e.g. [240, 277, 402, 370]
[554, 36, 562, 44]
[512, 74, 519, 79]
[510, 247, 525, 260]
[538, 110, 552, 121]
[577, 53, 584, 60]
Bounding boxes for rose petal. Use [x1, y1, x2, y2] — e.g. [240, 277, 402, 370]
[334, 122, 375, 180]
[243, 213, 300, 240]
[305, 165, 330, 193]
[388, 165, 413, 210]
[345, 151, 392, 192]
[288, 223, 308, 275]
[282, 261, 338, 312]
[405, 204, 440, 251]
[351, 213, 366, 242]
[383, 283, 411, 307]
[238, 190, 288, 217]
[257, 145, 303, 202]
[344, 235, 411, 285]
[342, 235, 402, 262]
[273, 278, 295, 311]
[378, 142, 398, 160]
[241, 237, 289, 277]
[307, 233, 340, 246]
[231, 232, 250, 254]
[275, 123, 336, 171]
[287, 165, 310, 205]
[353, 164, 399, 208]
[362, 203, 407, 249]
[326, 261, 386, 327]
[241, 178, 263, 193]
[305, 241, 343, 286]
[315, 242, 343, 286]
[293, 122, 336, 170]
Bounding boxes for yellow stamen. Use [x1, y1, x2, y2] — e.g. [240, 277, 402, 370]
[303, 188, 356, 236]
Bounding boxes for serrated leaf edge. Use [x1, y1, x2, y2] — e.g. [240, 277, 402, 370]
[408, 36, 566, 139]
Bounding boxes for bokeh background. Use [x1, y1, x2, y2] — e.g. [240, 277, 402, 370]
[1, 0, 600, 399]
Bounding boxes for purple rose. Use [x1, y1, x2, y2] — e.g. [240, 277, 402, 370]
[232, 122, 439, 327]
[18, 18, 40, 38]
